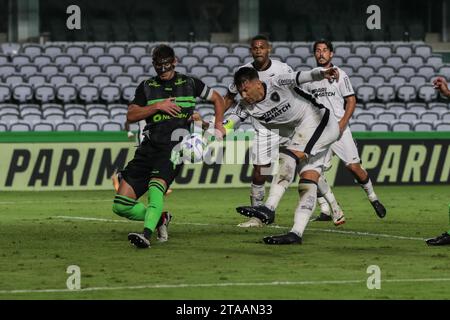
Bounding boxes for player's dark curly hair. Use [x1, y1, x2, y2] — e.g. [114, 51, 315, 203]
[234, 67, 259, 89]
[251, 34, 270, 43]
[313, 39, 334, 52]
[152, 44, 175, 61]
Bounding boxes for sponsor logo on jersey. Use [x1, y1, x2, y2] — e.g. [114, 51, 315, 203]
[311, 87, 336, 98]
[258, 103, 292, 122]
[277, 78, 296, 86]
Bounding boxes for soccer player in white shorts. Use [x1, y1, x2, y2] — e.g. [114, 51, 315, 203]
[303, 40, 386, 220]
[222, 35, 294, 228]
[232, 66, 342, 244]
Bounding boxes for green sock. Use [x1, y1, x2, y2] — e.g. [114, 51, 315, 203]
[447, 230, 450, 235]
[112, 195, 146, 221]
[144, 180, 166, 232]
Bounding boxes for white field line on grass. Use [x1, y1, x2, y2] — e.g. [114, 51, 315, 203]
[2, 277, 450, 294]
[53, 215, 426, 241]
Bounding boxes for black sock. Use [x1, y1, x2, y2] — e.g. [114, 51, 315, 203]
[143, 228, 152, 240]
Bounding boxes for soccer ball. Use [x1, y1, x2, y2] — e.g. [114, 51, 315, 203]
[180, 133, 206, 163]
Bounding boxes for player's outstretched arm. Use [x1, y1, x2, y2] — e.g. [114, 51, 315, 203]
[433, 77, 450, 97]
[209, 90, 226, 137]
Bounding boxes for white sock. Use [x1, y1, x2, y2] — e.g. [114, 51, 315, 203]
[317, 196, 331, 216]
[317, 175, 341, 216]
[250, 183, 265, 206]
[360, 178, 378, 202]
[291, 180, 317, 237]
[265, 152, 296, 211]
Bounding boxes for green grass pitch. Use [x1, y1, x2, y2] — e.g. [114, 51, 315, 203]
[0, 185, 450, 300]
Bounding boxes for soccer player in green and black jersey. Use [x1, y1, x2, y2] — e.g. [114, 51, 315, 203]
[112, 44, 225, 248]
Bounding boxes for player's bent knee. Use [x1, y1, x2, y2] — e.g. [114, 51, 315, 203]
[298, 179, 318, 196]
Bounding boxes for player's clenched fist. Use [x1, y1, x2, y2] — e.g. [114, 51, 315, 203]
[433, 77, 450, 97]
[156, 98, 181, 116]
[321, 67, 339, 82]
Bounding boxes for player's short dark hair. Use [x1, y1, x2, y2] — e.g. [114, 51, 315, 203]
[251, 34, 270, 44]
[313, 39, 334, 52]
[152, 44, 175, 61]
[234, 67, 259, 89]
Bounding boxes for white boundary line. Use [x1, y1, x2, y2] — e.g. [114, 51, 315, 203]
[53, 215, 426, 241]
[2, 278, 450, 294]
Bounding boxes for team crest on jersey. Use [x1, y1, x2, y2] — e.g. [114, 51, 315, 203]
[270, 92, 280, 102]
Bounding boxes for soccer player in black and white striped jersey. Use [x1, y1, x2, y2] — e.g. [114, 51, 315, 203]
[303, 40, 386, 221]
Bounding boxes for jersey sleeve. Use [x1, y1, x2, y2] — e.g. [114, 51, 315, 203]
[192, 77, 214, 100]
[338, 71, 355, 97]
[130, 81, 147, 106]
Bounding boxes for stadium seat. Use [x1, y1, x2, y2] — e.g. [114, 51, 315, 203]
[356, 84, 377, 103]
[391, 121, 412, 132]
[397, 85, 417, 102]
[69, 74, 90, 89]
[334, 45, 352, 59]
[368, 75, 386, 88]
[427, 55, 443, 70]
[441, 111, 450, 122]
[114, 74, 134, 88]
[65, 45, 85, 58]
[202, 55, 221, 71]
[413, 121, 433, 131]
[222, 55, 242, 70]
[339, 65, 354, 77]
[76, 54, 96, 67]
[232, 45, 250, 60]
[366, 56, 384, 69]
[40, 64, 59, 77]
[211, 84, 228, 96]
[399, 112, 418, 122]
[395, 45, 413, 60]
[35, 84, 56, 103]
[4, 74, 24, 87]
[33, 122, 54, 131]
[79, 85, 100, 103]
[43, 44, 64, 58]
[304, 56, 317, 68]
[385, 55, 404, 70]
[292, 45, 311, 58]
[189, 65, 208, 78]
[211, 65, 230, 79]
[434, 122, 450, 131]
[18, 64, 39, 78]
[387, 75, 407, 90]
[79, 121, 100, 131]
[97, 54, 116, 67]
[57, 84, 78, 103]
[86, 45, 106, 57]
[54, 54, 73, 67]
[181, 55, 200, 68]
[100, 84, 121, 103]
[117, 55, 137, 67]
[273, 45, 291, 59]
[377, 66, 395, 79]
[63, 64, 82, 77]
[420, 111, 440, 122]
[126, 64, 146, 77]
[91, 74, 112, 88]
[210, 45, 230, 60]
[128, 45, 148, 58]
[357, 66, 375, 80]
[105, 64, 124, 77]
[376, 85, 395, 102]
[107, 44, 127, 58]
[21, 44, 42, 58]
[55, 122, 77, 131]
[349, 75, 364, 90]
[12, 84, 33, 103]
[354, 45, 371, 60]
[377, 112, 397, 121]
[102, 121, 123, 131]
[345, 55, 364, 69]
[33, 55, 52, 67]
[83, 64, 102, 77]
[12, 54, 32, 66]
[438, 66, 450, 79]
[122, 85, 136, 102]
[370, 121, 390, 131]
[356, 112, 376, 122]
[191, 45, 209, 60]
[373, 45, 392, 59]
[418, 85, 438, 102]
[408, 75, 427, 90]
[406, 55, 425, 66]
[397, 66, 416, 79]
[349, 121, 368, 132]
[414, 45, 432, 59]
[10, 121, 32, 131]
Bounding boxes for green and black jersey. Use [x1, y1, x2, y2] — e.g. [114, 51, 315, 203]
[131, 72, 212, 146]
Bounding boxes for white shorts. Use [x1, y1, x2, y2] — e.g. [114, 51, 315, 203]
[251, 127, 289, 166]
[286, 109, 339, 174]
[323, 127, 360, 170]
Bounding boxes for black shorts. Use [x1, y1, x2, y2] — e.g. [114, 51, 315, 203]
[121, 139, 183, 198]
